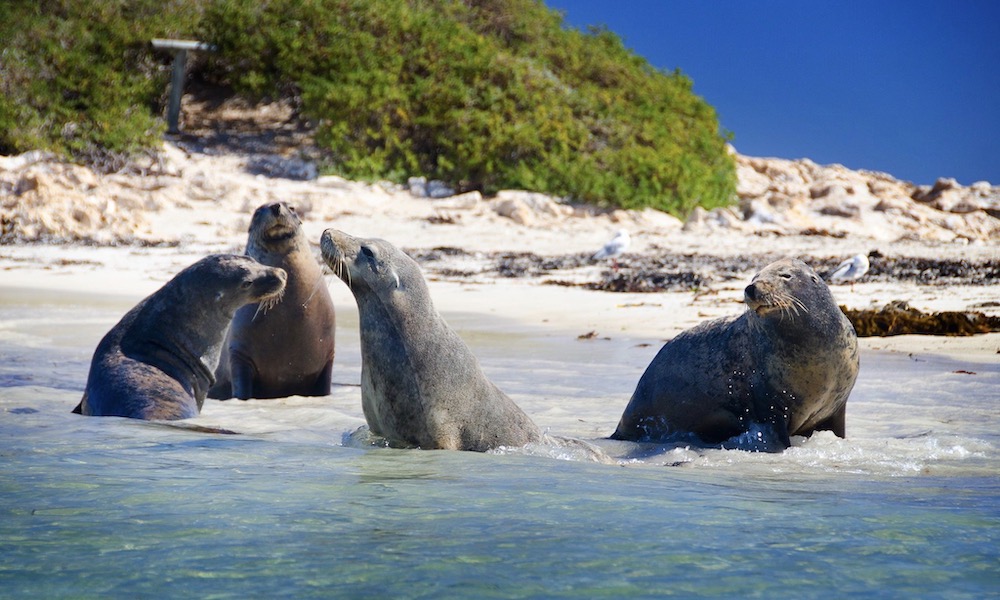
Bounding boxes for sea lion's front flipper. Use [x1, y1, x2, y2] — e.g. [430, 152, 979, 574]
[721, 422, 790, 453]
[814, 404, 847, 438]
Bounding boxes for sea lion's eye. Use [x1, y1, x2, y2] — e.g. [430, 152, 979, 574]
[780, 272, 792, 279]
[241, 280, 253, 289]
[361, 246, 375, 260]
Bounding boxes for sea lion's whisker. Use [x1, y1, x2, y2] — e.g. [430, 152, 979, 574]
[767, 298, 788, 321]
[251, 301, 267, 322]
[775, 292, 802, 318]
[342, 257, 352, 289]
[789, 294, 808, 315]
[784, 298, 800, 318]
[302, 275, 324, 308]
[270, 287, 285, 308]
[777, 302, 793, 321]
[251, 288, 284, 322]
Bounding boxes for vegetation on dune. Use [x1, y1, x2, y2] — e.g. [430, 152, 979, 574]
[0, 1, 203, 167]
[1, 0, 736, 215]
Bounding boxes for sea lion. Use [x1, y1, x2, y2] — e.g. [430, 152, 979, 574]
[209, 202, 336, 400]
[74, 255, 287, 420]
[319, 229, 541, 451]
[611, 258, 858, 452]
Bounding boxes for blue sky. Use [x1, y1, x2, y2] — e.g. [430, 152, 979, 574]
[545, 1, 999, 185]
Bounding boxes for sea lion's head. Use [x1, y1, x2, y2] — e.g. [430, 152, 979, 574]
[247, 202, 303, 254]
[183, 254, 287, 316]
[320, 229, 421, 297]
[744, 258, 829, 321]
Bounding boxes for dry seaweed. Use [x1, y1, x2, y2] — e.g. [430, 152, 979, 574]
[409, 248, 998, 291]
[842, 301, 1000, 337]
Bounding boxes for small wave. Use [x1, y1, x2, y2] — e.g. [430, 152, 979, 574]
[768, 432, 993, 476]
[341, 425, 392, 449]
[494, 433, 618, 464]
[515, 430, 997, 476]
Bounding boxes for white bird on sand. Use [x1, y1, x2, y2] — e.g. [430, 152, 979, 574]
[593, 229, 631, 272]
[593, 229, 631, 261]
[828, 253, 870, 286]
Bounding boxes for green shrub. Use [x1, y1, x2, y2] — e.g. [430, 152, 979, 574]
[0, 0, 203, 167]
[2, 0, 736, 214]
[201, 0, 735, 214]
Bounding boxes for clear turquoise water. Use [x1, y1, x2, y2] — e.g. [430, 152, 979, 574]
[1, 286, 998, 598]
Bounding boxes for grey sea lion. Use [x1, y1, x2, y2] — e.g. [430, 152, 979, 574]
[74, 255, 287, 420]
[209, 202, 336, 400]
[611, 258, 859, 452]
[319, 229, 541, 451]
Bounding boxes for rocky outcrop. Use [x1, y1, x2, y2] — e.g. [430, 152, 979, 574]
[489, 190, 574, 226]
[911, 177, 1000, 215]
[694, 155, 1000, 243]
[410, 154, 998, 243]
[1, 145, 997, 245]
[0, 152, 153, 244]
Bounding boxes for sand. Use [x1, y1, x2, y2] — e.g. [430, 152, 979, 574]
[1, 142, 997, 367]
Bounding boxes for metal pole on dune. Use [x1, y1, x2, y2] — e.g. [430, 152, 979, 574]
[165, 49, 187, 134]
[151, 39, 217, 135]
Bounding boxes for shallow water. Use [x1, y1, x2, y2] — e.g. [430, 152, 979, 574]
[1, 286, 998, 598]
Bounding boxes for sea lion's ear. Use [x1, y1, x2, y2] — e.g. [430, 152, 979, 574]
[392, 270, 401, 290]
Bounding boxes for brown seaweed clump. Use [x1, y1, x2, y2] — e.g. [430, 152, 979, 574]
[842, 301, 1000, 337]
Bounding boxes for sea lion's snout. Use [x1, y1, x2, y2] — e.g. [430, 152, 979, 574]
[264, 225, 296, 243]
[319, 230, 339, 263]
[256, 267, 287, 299]
[320, 229, 355, 284]
[251, 202, 280, 224]
[744, 281, 775, 315]
[251, 202, 299, 244]
[321, 229, 359, 257]
[744, 282, 764, 311]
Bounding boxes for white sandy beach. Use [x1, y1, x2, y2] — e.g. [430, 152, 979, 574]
[1, 142, 998, 368]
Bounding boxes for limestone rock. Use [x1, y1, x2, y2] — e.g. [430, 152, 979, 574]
[245, 155, 317, 180]
[495, 190, 573, 217]
[493, 198, 535, 226]
[0, 161, 147, 244]
[407, 176, 427, 197]
[731, 153, 999, 241]
[437, 190, 483, 210]
[682, 206, 747, 232]
[636, 208, 683, 230]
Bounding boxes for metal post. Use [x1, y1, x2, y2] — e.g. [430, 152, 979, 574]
[166, 49, 188, 134]
[151, 39, 217, 135]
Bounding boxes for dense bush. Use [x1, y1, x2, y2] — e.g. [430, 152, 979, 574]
[0, 0, 204, 168]
[1, 0, 736, 214]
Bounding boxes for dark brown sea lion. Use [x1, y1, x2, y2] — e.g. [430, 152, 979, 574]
[209, 202, 336, 400]
[74, 255, 286, 420]
[319, 229, 541, 451]
[611, 258, 859, 452]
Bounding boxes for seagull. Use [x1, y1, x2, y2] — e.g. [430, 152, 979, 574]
[828, 253, 870, 288]
[593, 229, 631, 270]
